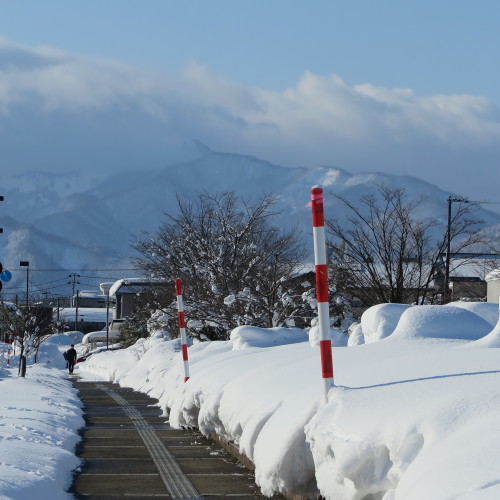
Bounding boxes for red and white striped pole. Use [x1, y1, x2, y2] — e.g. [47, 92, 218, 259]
[175, 278, 190, 382]
[7, 345, 11, 367]
[310, 186, 334, 400]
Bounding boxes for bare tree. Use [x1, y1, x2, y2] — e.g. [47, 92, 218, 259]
[132, 191, 310, 340]
[326, 185, 487, 306]
[0, 297, 55, 374]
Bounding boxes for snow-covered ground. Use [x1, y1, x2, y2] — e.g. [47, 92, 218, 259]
[1, 301, 500, 499]
[0, 334, 84, 500]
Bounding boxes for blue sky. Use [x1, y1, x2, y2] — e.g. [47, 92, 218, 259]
[0, 0, 499, 204]
[1, 0, 499, 101]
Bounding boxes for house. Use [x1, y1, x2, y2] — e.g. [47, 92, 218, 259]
[73, 290, 116, 309]
[107, 277, 168, 329]
[58, 307, 111, 334]
[449, 276, 486, 302]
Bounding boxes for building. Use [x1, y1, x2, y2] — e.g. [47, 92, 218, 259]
[107, 277, 168, 329]
[486, 269, 500, 303]
[449, 277, 487, 302]
[72, 290, 116, 309]
[59, 307, 111, 334]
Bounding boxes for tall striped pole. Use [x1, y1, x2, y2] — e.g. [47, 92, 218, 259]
[310, 186, 334, 400]
[175, 279, 190, 382]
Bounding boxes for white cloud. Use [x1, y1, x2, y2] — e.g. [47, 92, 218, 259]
[0, 39, 499, 201]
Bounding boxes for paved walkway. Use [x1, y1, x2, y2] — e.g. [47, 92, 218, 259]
[70, 380, 267, 499]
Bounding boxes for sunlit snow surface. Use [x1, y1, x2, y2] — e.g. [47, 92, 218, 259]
[1, 303, 500, 499]
[0, 364, 84, 500]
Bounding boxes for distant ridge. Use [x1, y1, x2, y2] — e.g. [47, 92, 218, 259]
[1, 147, 499, 297]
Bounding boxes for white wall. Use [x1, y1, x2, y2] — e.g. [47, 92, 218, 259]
[487, 279, 500, 303]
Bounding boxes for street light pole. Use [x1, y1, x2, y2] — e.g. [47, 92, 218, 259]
[19, 261, 29, 308]
[18, 261, 29, 377]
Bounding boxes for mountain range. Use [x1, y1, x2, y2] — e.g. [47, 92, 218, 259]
[2, 143, 499, 300]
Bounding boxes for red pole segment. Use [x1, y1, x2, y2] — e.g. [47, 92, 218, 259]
[175, 278, 190, 382]
[310, 186, 334, 400]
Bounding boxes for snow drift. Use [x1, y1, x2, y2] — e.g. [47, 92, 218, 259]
[76, 304, 500, 499]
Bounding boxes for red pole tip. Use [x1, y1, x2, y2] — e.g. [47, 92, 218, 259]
[311, 186, 324, 203]
[175, 278, 182, 295]
[311, 187, 325, 227]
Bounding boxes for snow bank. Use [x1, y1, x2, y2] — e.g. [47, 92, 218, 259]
[229, 325, 308, 349]
[360, 303, 413, 343]
[44, 333, 80, 347]
[390, 305, 492, 341]
[308, 326, 348, 347]
[0, 365, 84, 500]
[467, 303, 500, 348]
[472, 323, 500, 348]
[306, 340, 500, 499]
[347, 323, 364, 346]
[446, 301, 499, 327]
[76, 310, 500, 499]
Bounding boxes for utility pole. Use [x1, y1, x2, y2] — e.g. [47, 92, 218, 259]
[56, 297, 60, 333]
[444, 197, 466, 303]
[74, 290, 79, 331]
[106, 291, 110, 350]
[68, 273, 80, 307]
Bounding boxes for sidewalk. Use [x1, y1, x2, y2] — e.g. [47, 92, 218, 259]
[70, 380, 267, 499]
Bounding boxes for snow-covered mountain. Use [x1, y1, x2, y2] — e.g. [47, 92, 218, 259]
[2, 144, 499, 299]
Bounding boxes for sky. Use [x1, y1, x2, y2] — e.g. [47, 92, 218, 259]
[1, 0, 499, 100]
[1, 0, 500, 203]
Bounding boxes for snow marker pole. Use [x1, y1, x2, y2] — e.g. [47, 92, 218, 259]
[7, 345, 11, 367]
[175, 279, 190, 382]
[310, 186, 334, 401]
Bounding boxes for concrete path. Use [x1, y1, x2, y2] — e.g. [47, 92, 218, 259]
[70, 380, 267, 499]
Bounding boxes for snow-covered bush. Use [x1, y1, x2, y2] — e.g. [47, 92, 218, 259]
[132, 192, 312, 339]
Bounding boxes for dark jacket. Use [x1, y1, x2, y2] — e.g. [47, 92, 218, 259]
[66, 347, 77, 363]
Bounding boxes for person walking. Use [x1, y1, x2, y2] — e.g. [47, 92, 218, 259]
[65, 344, 77, 374]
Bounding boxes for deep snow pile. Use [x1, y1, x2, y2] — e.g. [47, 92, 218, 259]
[0, 335, 84, 500]
[78, 303, 500, 499]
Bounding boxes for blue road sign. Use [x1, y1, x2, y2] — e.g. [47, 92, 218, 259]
[1, 270, 12, 282]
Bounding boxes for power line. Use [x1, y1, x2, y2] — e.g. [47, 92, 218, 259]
[4, 268, 139, 273]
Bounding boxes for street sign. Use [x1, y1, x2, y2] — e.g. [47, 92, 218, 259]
[1, 270, 12, 282]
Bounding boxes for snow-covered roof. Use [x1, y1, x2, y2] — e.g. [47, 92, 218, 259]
[485, 268, 500, 282]
[59, 308, 111, 322]
[81, 330, 121, 344]
[108, 277, 167, 297]
[99, 282, 116, 294]
[78, 291, 106, 298]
